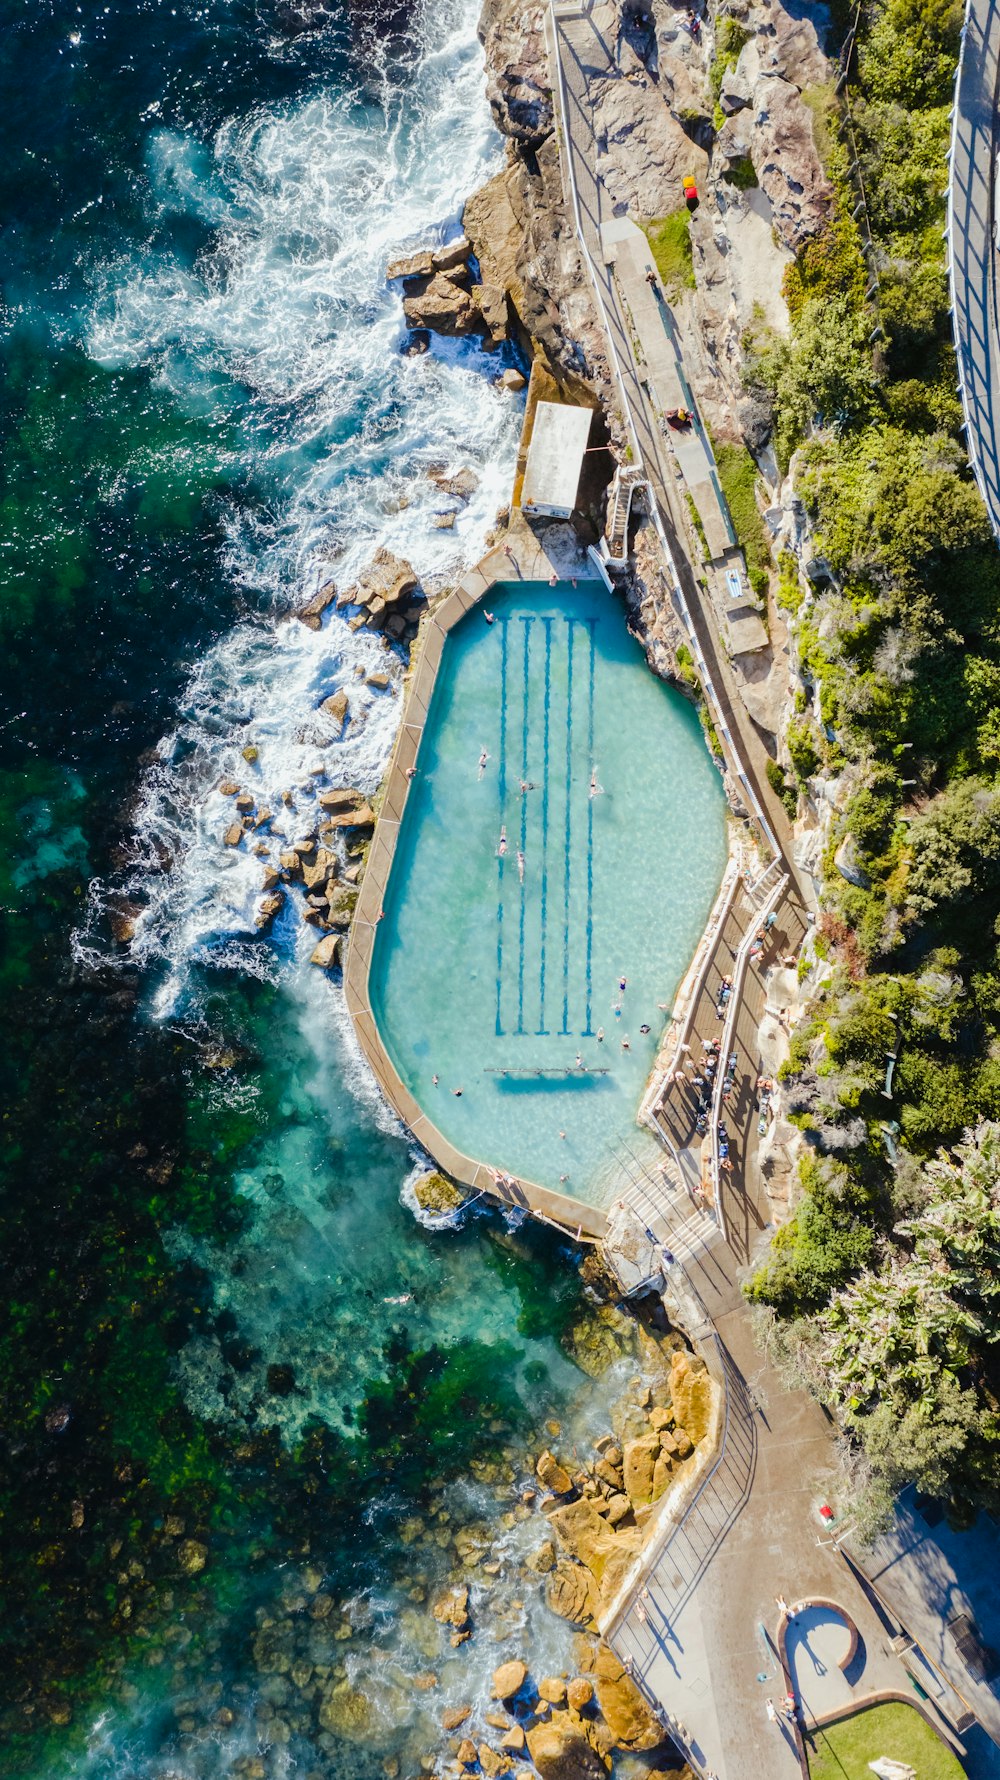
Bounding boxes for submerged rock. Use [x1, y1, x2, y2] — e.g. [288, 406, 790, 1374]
[317, 1681, 375, 1741]
[412, 1171, 467, 1215]
[176, 1539, 208, 1575]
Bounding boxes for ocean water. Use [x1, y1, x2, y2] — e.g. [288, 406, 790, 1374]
[0, 2, 701, 1776]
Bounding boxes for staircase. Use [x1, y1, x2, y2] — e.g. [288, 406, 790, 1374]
[602, 463, 648, 566]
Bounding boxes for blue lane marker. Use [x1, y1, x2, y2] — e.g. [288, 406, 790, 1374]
[495, 617, 509, 1037]
[537, 617, 553, 1036]
[561, 618, 575, 1037]
[516, 617, 532, 1036]
[584, 618, 597, 1037]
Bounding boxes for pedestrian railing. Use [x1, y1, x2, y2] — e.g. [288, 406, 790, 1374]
[711, 871, 788, 1246]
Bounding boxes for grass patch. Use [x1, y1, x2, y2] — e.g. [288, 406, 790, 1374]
[684, 488, 708, 556]
[720, 153, 758, 190]
[643, 211, 695, 297]
[808, 1702, 965, 1780]
[714, 440, 771, 594]
[800, 81, 838, 165]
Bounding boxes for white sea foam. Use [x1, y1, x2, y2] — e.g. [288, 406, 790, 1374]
[88, 0, 523, 1019]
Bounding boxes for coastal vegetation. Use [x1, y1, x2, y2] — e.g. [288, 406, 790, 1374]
[643, 209, 696, 296]
[745, 0, 1000, 1530]
[807, 1701, 965, 1779]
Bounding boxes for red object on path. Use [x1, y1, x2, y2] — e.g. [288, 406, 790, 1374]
[683, 173, 699, 209]
[819, 1502, 835, 1522]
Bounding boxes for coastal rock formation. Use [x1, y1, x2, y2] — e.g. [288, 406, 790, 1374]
[479, 0, 553, 146]
[492, 1658, 528, 1700]
[527, 1716, 612, 1779]
[403, 269, 481, 337]
[669, 1348, 713, 1444]
[593, 1644, 663, 1750]
[412, 1170, 467, 1215]
[339, 547, 421, 628]
[546, 1559, 600, 1626]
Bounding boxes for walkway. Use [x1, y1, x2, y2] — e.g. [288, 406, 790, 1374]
[950, 0, 1000, 542]
[548, 0, 801, 889]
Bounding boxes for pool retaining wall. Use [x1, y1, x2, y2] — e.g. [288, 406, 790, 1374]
[343, 524, 610, 1243]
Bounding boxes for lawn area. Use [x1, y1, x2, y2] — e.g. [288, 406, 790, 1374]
[808, 1701, 966, 1780]
[643, 211, 695, 297]
[713, 439, 771, 595]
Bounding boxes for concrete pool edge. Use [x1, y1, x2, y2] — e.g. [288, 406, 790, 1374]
[343, 525, 612, 1242]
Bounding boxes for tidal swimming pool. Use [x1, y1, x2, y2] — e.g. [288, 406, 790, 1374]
[369, 579, 728, 1207]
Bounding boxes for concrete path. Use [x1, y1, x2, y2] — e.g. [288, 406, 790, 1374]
[549, 0, 805, 900]
[950, 0, 1000, 541]
[602, 215, 735, 560]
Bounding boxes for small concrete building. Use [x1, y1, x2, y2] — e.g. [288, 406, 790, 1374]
[520, 401, 592, 518]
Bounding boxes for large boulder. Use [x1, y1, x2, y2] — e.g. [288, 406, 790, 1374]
[622, 1434, 660, 1510]
[403, 271, 482, 337]
[593, 1644, 664, 1751]
[296, 581, 337, 629]
[669, 1350, 714, 1445]
[341, 548, 419, 620]
[537, 1449, 573, 1494]
[413, 1171, 467, 1215]
[526, 1716, 611, 1780]
[545, 1561, 599, 1626]
[492, 1658, 528, 1701]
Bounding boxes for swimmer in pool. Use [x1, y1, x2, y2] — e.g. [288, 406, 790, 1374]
[478, 748, 490, 780]
[589, 766, 604, 798]
[497, 826, 508, 856]
[517, 849, 525, 882]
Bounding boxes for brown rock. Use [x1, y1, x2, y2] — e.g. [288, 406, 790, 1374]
[604, 1494, 632, 1528]
[366, 670, 391, 688]
[224, 823, 244, 847]
[651, 1452, 673, 1501]
[241, 745, 258, 762]
[321, 689, 349, 729]
[219, 780, 240, 796]
[255, 891, 285, 930]
[456, 1739, 478, 1767]
[673, 1428, 695, 1460]
[323, 885, 359, 929]
[386, 250, 434, 282]
[342, 547, 420, 617]
[309, 934, 342, 970]
[486, 1711, 510, 1730]
[501, 1726, 526, 1751]
[492, 1659, 528, 1701]
[499, 367, 526, 392]
[296, 581, 337, 629]
[648, 1406, 673, 1433]
[622, 1435, 660, 1510]
[432, 1584, 469, 1629]
[318, 786, 366, 813]
[526, 1718, 610, 1780]
[479, 1748, 507, 1779]
[592, 1644, 662, 1751]
[566, 1678, 593, 1712]
[442, 1704, 472, 1731]
[536, 1450, 573, 1495]
[525, 1538, 556, 1574]
[403, 271, 482, 338]
[279, 851, 302, 875]
[669, 1351, 712, 1444]
[235, 793, 255, 812]
[594, 1457, 624, 1492]
[177, 1539, 208, 1574]
[323, 803, 374, 829]
[432, 236, 471, 272]
[413, 1672, 438, 1690]
[537, 1678, 566, 1706]
[545, 1561, 598, 1627]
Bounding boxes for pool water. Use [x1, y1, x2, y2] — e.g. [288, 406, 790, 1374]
[370, 578, 728, 1205]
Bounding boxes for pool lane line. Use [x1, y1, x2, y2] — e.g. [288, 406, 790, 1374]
[495, 615, 510, 1038]
[561, 617, 575, 1036]
[537, 616, 553, 1036]
[516, 616, 533, 1035]
[584, 617, 597, 1037]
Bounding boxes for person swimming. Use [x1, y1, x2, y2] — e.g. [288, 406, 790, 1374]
[497, 826, 508, 856]
[478, 748, 490, 780]
[517, 849, 525, 882]
[589, 765, 604, 798]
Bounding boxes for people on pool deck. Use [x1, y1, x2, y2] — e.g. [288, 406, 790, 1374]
[478, 748, 490, 779]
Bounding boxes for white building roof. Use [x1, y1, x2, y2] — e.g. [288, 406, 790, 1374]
[521, 401, 592, 516]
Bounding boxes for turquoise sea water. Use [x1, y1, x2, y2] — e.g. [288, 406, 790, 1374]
[371, 579, 728, 1204]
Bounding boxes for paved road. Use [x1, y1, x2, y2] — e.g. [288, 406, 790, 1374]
[951, 0, 1000, 539]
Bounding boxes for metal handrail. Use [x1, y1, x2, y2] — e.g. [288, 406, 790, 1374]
[711, 872, 788, 1242]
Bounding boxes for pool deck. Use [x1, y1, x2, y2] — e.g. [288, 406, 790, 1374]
[344, 518, 613, 1242]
